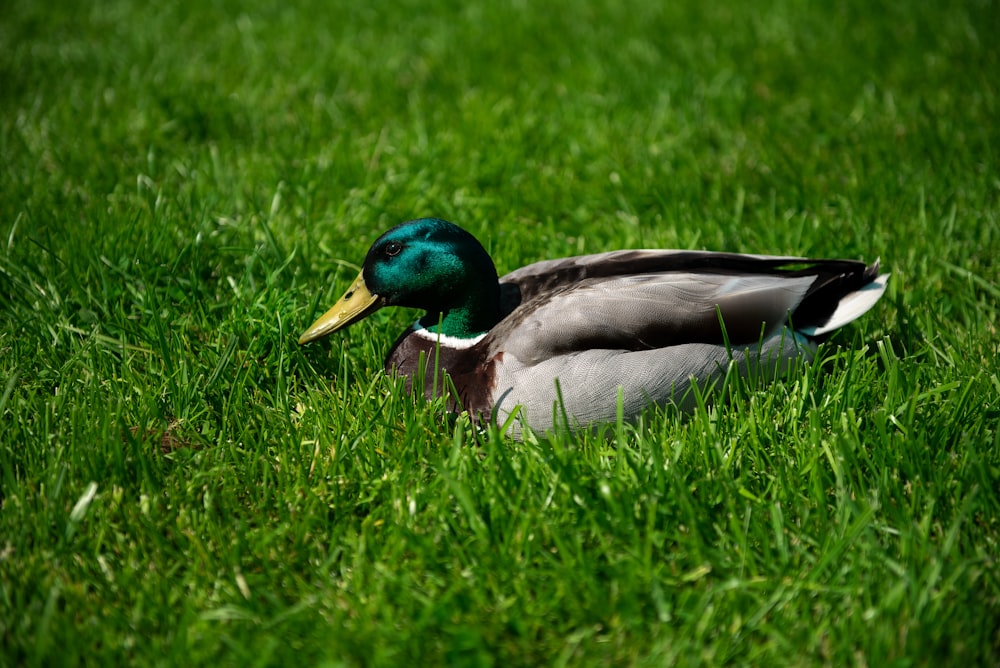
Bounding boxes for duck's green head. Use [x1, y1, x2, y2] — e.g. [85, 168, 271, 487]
[298, 218, 501, 344]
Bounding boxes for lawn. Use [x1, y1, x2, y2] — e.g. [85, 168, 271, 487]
[2, 0, 998, 665]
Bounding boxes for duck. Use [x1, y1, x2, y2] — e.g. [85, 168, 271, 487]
[299, 218, 889, 438]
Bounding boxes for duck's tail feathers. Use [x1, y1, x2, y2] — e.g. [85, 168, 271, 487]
[798, 264, 889, 338]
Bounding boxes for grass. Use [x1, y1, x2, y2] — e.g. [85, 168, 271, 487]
[2, 0, 998, 664]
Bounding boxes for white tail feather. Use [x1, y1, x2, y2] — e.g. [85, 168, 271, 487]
[799, 273, 890, 337]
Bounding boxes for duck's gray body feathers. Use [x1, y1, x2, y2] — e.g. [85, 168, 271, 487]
[387, 249, 888, 438]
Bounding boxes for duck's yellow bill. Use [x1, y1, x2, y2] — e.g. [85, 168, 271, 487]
[298, 271, 382, 344]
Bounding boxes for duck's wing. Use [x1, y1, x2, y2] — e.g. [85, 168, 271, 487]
[494, 250, 885, 366]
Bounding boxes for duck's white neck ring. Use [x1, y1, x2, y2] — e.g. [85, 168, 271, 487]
[411, 323, 488, 349]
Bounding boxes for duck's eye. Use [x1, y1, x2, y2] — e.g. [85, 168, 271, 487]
[385, 242, 403, 257]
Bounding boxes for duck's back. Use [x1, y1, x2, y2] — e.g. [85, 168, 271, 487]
[484, 249, 887, 435]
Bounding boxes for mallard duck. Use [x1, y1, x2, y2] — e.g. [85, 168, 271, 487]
[299, 218, 888, 437]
